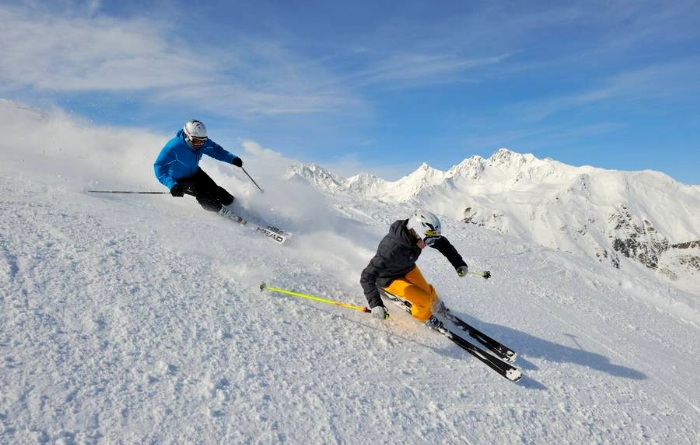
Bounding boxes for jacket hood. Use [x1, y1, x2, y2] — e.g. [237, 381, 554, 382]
[176, 129, 199, 151]
[388, 219, 415, 247]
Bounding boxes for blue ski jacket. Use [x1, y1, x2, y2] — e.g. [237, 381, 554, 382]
[154, 130, 237, 190]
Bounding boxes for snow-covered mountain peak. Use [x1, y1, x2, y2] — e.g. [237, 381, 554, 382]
[447, 155, 485, 178]
[287, 149, 700, 291]
[403, 162, 446, 183]
[345, 172, 387, 193]
[285, 163, 344, 192]
[489, 147, 536, 165]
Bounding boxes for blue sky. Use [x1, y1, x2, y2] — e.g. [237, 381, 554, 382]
[2, 0, 700, 184]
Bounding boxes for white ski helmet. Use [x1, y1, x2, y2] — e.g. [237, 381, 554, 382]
[183, 119, 208, 148]
[407, 209, 442, 238]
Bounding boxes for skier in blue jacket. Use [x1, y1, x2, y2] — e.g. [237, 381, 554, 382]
[154, 119, 243, 214]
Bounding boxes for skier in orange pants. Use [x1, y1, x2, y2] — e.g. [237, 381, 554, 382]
[360, 210, 469, 329]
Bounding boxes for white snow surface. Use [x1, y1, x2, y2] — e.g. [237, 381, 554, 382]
[2, 101, 700, 444]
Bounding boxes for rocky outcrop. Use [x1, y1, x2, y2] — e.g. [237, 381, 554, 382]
[672, 240, 700, 249]
[609, 205, 669, 270]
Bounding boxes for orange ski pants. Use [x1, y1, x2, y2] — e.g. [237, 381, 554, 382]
[382, 266, 437, 322]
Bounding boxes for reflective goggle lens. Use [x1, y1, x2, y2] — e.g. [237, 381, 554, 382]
[190, 136, 207, 146]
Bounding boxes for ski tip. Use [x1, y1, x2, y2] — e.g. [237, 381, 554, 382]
[260, 282, 267, 291]
[506, 368, 523, 382]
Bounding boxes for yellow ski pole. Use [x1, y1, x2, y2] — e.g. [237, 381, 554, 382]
[260, 283, 370, 313]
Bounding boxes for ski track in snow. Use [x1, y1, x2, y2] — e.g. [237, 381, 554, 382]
[2, 166, 700, 444]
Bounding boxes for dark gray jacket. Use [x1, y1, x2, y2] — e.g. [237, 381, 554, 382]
[360, 219, 467, 308]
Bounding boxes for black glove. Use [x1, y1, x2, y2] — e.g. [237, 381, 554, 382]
[232, 157, 243, 167]
[170, 184, 184, 197]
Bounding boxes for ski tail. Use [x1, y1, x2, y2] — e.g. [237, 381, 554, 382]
[379, 289, 413, 314]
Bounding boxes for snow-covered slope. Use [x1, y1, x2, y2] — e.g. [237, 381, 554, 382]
[288, 149, 700, 295]
[1, 102, 700, 444]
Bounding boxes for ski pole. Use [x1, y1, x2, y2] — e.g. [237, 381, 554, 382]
[468, 270, 491, 279]
[260, 283, 370, 313]
[88, 190, 169, 194]
[241, 167, 264, 193]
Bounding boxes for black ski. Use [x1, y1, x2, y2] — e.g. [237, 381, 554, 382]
[443, 312, 517, 363]
[436, 325, 522, 382]
[380, 289, 518, 364]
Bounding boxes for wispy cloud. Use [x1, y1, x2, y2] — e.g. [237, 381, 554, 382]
[512, 60, 700, 123]
[0, 7, 209, 91]
[0, 4, 357, 117]
[344, 53, 510, 89]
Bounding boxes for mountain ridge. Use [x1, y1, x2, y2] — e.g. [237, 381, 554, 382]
[286, 149, 700, 294]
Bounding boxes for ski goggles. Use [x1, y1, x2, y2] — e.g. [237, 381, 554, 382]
[187, 135, 208, 148]
[424, 235, 442, 247]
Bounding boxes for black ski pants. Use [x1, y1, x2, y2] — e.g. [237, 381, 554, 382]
[178, 168, 234, 212]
